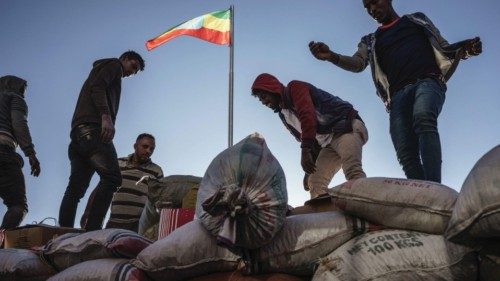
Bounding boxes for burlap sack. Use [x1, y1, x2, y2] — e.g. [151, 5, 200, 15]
[42, 229, 151, 271]
[445, 145, 500, 243]
[250, 211, 380, 276]
[47, 258, 149, 281]
[187, 271, 307, 281]
[329, 177, 458, 234]
[196, 133, 288, 249]
[0, 248, 56, 281]
[132, 220, 242, 281]
[313, 230, 477, 281]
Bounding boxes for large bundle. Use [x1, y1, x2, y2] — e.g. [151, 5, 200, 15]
[47, 259, 149, 281]
[0, 248, 56, 281]
[329, 177, 458, 234]
[139, 175, 201, 240]
[312, 230, 477, 281]
[445, 145, 500, 243]
[42, 229, 151, 271]
[250, 211, 380, 276]
[147, 175, 202, 208]
[132, 220, 242, 281]
[196, 133, 288, 249]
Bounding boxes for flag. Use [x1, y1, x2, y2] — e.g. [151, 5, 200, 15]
[146, 9, 231, 51]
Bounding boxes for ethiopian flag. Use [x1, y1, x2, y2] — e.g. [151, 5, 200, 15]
[146, 9, 231, 51]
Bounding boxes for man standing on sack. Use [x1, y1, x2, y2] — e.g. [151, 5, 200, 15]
[309, 0, 482, 183]
[251, 73, 368, 199]
[0, 75, 41, 230]
[58, 50, 145, 231]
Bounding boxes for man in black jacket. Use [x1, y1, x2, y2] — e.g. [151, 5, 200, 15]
[58, 50, 145, 231]
[0, 75, 40, 229]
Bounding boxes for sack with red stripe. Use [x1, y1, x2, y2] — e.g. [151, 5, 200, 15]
[158, 208, 195, 239]
[41, 229, 151, 271]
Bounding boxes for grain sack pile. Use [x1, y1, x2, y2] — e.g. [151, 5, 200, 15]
[0, 142, 498, 281]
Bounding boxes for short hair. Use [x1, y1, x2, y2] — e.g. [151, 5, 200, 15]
[136, 133, 155, 142]
[120, 50, 145, 71]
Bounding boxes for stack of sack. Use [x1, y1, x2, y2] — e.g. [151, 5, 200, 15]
[0, 229, 152, 280]
[131, 133, 381, 280]
[312, 145, 500, 280]
[1, 136, 497, 281]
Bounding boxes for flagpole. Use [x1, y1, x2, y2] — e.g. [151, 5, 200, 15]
[228, 5, 234, 147]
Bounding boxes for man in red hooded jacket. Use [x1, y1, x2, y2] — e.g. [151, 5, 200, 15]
[251, 73, 368, 199]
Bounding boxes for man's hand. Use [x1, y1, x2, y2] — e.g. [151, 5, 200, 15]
[301, 147, 316, 174]
[309, 41, 335, 61]
[463, 37, 482, 59]
[28, 154, 40, 177]
[101, 114, 115, 143]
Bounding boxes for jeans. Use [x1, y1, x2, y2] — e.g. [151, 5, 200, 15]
[389, 77, 446, 183]
[58, 123, 122, 231]
[0, 145, 28, 229]
[308, 119, 369, 198]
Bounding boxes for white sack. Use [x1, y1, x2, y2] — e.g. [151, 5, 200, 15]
[329, 177, 458, 234]
[312, 230, 477, 281]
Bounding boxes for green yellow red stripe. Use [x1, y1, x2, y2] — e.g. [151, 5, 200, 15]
[146, 9, 230, 50]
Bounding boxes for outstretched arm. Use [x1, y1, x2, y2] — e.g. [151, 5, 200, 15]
[309, 41, 369, 73]
[461, 37, 482, 59]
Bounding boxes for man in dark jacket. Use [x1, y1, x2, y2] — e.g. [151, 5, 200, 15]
[309, 0, 482, 183]
[251, 73, 368, 199]
[58, 50, 145, 231]
[0, 75, 40, 229]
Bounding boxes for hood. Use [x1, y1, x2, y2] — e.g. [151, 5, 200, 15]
[251, 73, 284, 97]
[93, 58, 117, 68]
[0, 75, 27, 96]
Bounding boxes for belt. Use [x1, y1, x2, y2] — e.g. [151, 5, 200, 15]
[0, 133, 16, 149]
[75, 122, 100, 130]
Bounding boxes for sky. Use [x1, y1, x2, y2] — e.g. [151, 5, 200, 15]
[1, 0, 499, 227]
